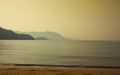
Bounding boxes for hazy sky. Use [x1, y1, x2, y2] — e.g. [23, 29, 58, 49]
[0, 0, 120, 41]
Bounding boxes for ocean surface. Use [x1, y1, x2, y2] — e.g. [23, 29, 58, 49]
[0, 40, 120, 67]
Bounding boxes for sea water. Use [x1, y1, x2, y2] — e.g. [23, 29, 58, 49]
[0, 40, 120, 66]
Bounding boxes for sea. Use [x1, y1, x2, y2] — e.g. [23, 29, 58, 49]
[0, 40, 120, 67]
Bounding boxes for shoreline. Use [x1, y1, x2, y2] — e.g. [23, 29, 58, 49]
[1, 63, 120, 69]
[0, 64, 120, 75]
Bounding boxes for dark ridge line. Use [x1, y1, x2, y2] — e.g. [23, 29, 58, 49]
[13, 64, 120, 69]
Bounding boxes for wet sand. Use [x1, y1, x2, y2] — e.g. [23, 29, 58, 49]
[0, 64, 120, 75]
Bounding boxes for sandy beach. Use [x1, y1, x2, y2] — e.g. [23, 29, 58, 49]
[0, 64, 120, 75]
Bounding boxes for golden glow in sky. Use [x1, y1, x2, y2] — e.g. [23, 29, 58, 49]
[0, 0, 120, 40]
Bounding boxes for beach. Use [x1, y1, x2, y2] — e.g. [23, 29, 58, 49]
[0, 64, 120, 75]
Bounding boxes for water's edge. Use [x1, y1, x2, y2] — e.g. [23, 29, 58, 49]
[1, 63, 120, 69]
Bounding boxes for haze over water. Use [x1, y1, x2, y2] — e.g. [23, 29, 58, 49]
[0, 40, 120, 67]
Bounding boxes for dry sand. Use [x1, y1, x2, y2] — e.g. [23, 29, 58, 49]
[0, 65, 120, 75]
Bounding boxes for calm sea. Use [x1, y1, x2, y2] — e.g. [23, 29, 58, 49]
[0, 40, 120, 66]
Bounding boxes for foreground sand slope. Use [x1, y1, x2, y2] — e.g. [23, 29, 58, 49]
[0, 66, 120, 75]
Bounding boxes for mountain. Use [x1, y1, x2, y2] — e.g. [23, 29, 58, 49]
[16, 31, 71, 40]
[0, 27, 34, 40]
[35, 37, 49, 40]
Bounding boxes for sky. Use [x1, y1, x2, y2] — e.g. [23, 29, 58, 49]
[0, 0, 120, 41]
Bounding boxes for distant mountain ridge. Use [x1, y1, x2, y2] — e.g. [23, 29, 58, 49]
[36, 37, 49, 40]
[16, 31, 71, 40]
[0, 27, 34, 40]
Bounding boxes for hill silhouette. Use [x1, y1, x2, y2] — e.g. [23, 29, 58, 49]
[0, 27, 34, 40]
[17, 31, 71, 40]
[35, 37, 49, 40]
